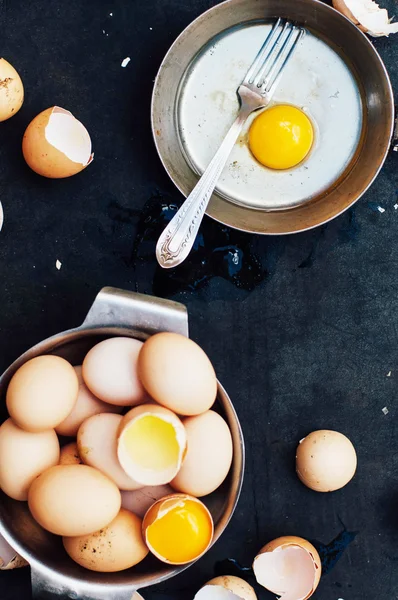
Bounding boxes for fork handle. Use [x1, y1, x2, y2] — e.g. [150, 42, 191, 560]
[156, 107, 251, 269]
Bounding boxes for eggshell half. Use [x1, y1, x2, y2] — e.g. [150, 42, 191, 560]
[138, 333, 217, 416]
[332, 0, 398, 36]
[28, 465, 121, 536]
[253, 536, 321, 600]
[56, 366, 121, 436]
[6, 355, 79, 432]
[63, 508, 148, 572]
[296, 430, 357, 492]
[78, 413, 142, 490]
[82, 337, 146, 406]
[22, 106, 93, 178]
[0, 418, 60, 501]
[0, 58, 24, 121]
[196, 576, 257, 600]
[171, 410, 233, 497]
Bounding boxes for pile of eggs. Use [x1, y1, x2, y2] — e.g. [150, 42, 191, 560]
[0, 332, 235, 572]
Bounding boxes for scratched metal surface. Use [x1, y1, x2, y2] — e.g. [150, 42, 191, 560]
[0, 0, 397, 599]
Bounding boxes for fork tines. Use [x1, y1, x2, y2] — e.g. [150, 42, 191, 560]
[245, 18, 305, 95]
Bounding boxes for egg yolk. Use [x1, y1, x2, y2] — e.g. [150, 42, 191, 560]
[122, 415, 180, 471]
[146, 498, 213, 563]
[249, 105, 314, 170]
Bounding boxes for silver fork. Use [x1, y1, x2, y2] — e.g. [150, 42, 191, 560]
[156, 19, 306, 269]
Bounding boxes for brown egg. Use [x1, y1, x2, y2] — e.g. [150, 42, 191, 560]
[63, 508, 148, 572]
[0, 418, 60, 501]
[253, 536, 321, 600]
[0, 59, 24, 121]
[6, 355, 79, 432]
[171, 410, 233, 497]
[82, 338, 147, 406]
[138, 333, 217, 416]
[56, 366, 121, 437]
[121, 484, 174, 518]
[59, 442, 83, 465]
[296, 430, 357, 492]
[196, 576, 257, 600]
[78, 413, 142, 491]
[22, 106, 93, 178]
[28, 465, 121, 536]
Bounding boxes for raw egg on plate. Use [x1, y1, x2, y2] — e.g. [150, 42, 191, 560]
[117, 404, 187, 486]
[249, 105, 314, 170]
[296, 429, 357, 492]
[63, 508, 148, 572]
[0, 58, 24, 121]
[195, 576, 257, 600]
[142, 494, 214, 564]
[253, 536, 321, 600]
[22, 106, 93, 178]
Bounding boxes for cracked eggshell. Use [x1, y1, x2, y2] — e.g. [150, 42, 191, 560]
[117, 404, 187, 486]
[63, 508, 148, 572]
[333, 0, 398, 36]
[0, 59, 24, 121]
[253, 536, 321, 600]
[195, 576, 257, 600]
[22, 106, 93, 178]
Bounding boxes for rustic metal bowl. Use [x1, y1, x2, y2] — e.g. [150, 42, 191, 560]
[151, 0, 394, 234]
[0, 288, 245, 600]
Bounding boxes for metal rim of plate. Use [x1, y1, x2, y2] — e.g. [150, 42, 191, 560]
[151, 0, 394, 235]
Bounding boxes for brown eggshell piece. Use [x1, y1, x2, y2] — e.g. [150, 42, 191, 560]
[0, 58, 24, 121]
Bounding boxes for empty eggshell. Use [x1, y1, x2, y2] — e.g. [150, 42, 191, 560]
[56, 366, 121, 437]
[332, 0, 398, 36]
[253, 536, 321, 600]
[77, 413, 142, 490]
[296, 430, 357, 492]
[63, 508, 148, 572]
[22, 106, 93, 178]
[138, 332, 217, 416]
[195, 576, 257, 600]
[0, 418, 60, 501]
[59, 442, 83, 465]
[0, 58, 24, 121]
[117, 404, 187, 486]
[121, 484, 174, 518]
[82, 337, 146, 406]
[28, 465, 121, 536]
[6, 355, 79, 432]
[171, 410, 233, 497]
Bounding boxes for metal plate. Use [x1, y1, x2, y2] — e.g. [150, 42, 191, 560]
[151, 0, 394, 234]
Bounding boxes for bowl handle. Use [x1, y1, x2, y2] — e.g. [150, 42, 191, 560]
[81, 286, 189, 338]
[31, 568, 143, 600]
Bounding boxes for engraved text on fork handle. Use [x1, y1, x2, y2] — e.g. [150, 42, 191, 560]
[156, 108, 251, 269]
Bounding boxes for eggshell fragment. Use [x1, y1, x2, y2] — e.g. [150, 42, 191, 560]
[0, 418, 60, 501]
[56, 366, 121, 437]
[117, 404, 187, 486]
[296, 430, 357, 492]
[82, 337, 146, 406]
[253, 537, 321, 600]
[59, 442, 83, 465]
[171, 410, 233, 497]
[22, 106, 93, 178]
[78, 413, 142, 491]
[63, 508, 148, 572]
[333, 0, 398, 36]
[0, 58, 24, 121]
[195, 576, 257, 600]
[6, 355, 79, 432]
[121, 485, 174, 518]
[0, 536, 28, 570]
[28, 465, 121, 536]
[138, 332, 217, 416]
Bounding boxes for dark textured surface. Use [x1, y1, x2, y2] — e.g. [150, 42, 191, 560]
[1, 0, 398, 599]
